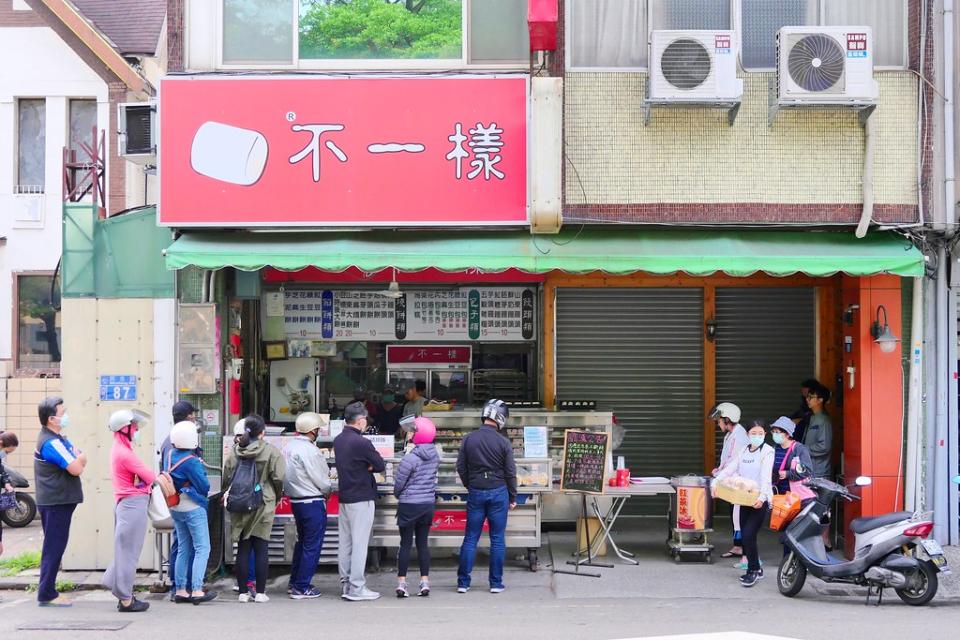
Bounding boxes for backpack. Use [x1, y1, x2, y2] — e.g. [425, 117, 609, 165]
[157, 451, 196, 508]
[225, 457, 263, 514]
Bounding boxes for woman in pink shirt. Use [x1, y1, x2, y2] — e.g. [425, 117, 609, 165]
[102, 409, 156, 613]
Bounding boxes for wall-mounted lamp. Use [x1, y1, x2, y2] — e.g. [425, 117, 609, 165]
[705, 318, 717, 341]
[843, 304, 860, 325]
[870, 304, 899, 353]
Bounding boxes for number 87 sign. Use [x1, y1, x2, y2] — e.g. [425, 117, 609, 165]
[99, 375, 137, 402]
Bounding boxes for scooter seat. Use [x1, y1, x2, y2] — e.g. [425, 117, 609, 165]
[850, 511, 913, 534]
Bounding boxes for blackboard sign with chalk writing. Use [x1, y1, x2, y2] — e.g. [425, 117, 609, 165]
[560, 430, 610, 494]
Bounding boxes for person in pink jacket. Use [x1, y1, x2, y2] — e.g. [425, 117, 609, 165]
[102, 409, 156, 612]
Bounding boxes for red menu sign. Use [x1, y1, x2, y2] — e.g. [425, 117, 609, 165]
[386, 345, 472, 365]
[158, 76, 528, 227]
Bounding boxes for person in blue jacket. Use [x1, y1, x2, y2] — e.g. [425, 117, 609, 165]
[167, 421, 217, 605]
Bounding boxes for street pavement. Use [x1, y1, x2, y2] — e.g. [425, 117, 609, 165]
[0, 519, 957, 640]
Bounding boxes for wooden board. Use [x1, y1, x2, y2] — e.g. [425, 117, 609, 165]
[560, 429, 610, 494]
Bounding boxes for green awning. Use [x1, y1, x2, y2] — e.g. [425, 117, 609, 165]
[163, 228, 923, 277]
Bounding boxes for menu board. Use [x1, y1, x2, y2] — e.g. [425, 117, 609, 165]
[277, 287, 535, 342]
[560, 430, 610, 494]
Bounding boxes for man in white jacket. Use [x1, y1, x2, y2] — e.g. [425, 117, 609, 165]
[710, 402, 748, 560]
[283, 412, 332, 600]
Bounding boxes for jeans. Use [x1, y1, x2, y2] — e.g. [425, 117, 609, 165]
[289, 500, 328, 592]
[170, 508, 211, 592]
[38, 504, 77, 603]
[457, 486, 509, 590]
[740, 503, 770, 573]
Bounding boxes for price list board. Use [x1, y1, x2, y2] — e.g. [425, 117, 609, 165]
[559, 430, 610, 494]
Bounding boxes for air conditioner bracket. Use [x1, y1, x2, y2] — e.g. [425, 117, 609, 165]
[767, 77, 877, 127]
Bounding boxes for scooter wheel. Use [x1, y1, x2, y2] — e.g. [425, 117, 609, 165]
[0, 492, 37, 528]
[777, 552, 807, 598]
[895, 560, 939, 606]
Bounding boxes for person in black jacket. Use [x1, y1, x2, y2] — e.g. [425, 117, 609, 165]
[455, 399, 517, 594]
[333, 404, 385, 601]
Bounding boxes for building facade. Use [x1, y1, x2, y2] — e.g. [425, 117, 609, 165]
[51, 0, 958, 570]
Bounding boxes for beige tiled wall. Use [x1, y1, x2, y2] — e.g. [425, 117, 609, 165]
[1, 377, 63, 488]
[564, 72, 919, 206]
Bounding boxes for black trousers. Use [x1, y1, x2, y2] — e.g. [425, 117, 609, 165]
[38, 504, 77, 603]
[396, 504, 434, 578]
[740, 503, 769, 573]
[236, 536, 269, 594]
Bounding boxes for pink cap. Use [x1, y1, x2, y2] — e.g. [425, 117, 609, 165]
[411, 417, 436, 445]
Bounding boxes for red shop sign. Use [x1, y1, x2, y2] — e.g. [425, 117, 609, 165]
[158, 76, 528, 227]
[431, 510, 488, 532]
[386, 345, 472, 365]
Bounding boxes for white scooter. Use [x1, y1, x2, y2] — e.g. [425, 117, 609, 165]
[778, 476, 950, 606]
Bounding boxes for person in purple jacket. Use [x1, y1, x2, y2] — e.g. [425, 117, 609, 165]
[394, 417, 439, 598]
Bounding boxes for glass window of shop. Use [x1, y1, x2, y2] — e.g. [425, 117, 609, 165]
[325, 341, 537, 408]
[221, 0, 528, 67]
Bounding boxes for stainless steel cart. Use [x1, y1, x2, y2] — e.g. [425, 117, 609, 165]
[667, 475, 715, 563]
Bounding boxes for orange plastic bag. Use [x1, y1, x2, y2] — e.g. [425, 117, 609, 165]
[769, 491, 802, 531]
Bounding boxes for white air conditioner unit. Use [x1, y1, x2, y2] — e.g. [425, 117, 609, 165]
[118, 102, 156, 163]
[649, 30, 742, 102]
[776, 26, 879, 104]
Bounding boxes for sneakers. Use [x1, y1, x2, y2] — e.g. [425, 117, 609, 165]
[289, 587, 322, 600]
[490, 586, 506, 594]
[343, 587, 381, 601]
[117, 598, 150, 613]
[254, 593, 270, 603]
[739, 568, 764, 588]
[238, 593, 252, 603]
[456, 586, 470, 593]
[396, 583, 410, 598]
[340, 580, 349, 598]
[38, 595, 73, 608]
[734, 559, 763, 570]
[418, 581, 430, 597]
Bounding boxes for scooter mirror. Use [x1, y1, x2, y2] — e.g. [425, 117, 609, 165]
[855, 476, 873, 487]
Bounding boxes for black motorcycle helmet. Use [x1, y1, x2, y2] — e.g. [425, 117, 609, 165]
[481, 398, 509, 430]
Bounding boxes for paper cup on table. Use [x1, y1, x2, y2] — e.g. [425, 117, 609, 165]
[190, 121, 268, 186]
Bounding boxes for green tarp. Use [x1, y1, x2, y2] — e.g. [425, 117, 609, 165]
[163, 228, 924, 277]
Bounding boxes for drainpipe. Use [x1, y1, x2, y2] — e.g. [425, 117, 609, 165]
[932, 0, 958, 545]
[855, 112, 877, 238]
[905, 278, 923, 511]
[943, 0, 959, 544]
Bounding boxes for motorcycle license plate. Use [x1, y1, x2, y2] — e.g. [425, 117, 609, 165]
[921, 539, 950, 573]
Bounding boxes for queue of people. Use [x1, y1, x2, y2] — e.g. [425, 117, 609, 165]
[710, 378, 834, 588]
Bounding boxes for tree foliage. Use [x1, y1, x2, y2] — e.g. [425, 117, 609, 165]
[299, 0, 462, 59]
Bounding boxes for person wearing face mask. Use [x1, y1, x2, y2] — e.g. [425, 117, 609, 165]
[0, 431, 20, 561]
[709, 402, 748, 562]
[769, 416, 816, 555]
[376, 387, 404, 437]
[713, 418, 775, 588]
[161, 400, 199, 601]
[102, 409, 155, 612]
[34, 396, 87, 607]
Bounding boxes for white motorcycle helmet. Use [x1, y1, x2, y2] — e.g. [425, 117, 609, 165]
[170, 420, 199, 450]
[709, 402, 741, 425]
[107, 409, 150, 433]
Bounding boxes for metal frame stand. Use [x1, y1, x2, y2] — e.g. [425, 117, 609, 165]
[552, 494, 610, 578]
[587, 495, 638, 565]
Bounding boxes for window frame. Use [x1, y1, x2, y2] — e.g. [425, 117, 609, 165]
[564, 0, 908, 74]
[736, 0, 908, 72]
[12, 270, 61, 376]
[565, 0, 736, 74]
[216, 0, 530, 72]
[15, 97, 46, 195]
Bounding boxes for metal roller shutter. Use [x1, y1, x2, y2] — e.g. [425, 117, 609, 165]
[556, 288, 704, 482]
[714, 287, 816, 464]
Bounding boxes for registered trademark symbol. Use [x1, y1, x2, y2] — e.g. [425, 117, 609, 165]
[286, 111, 296, 122]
